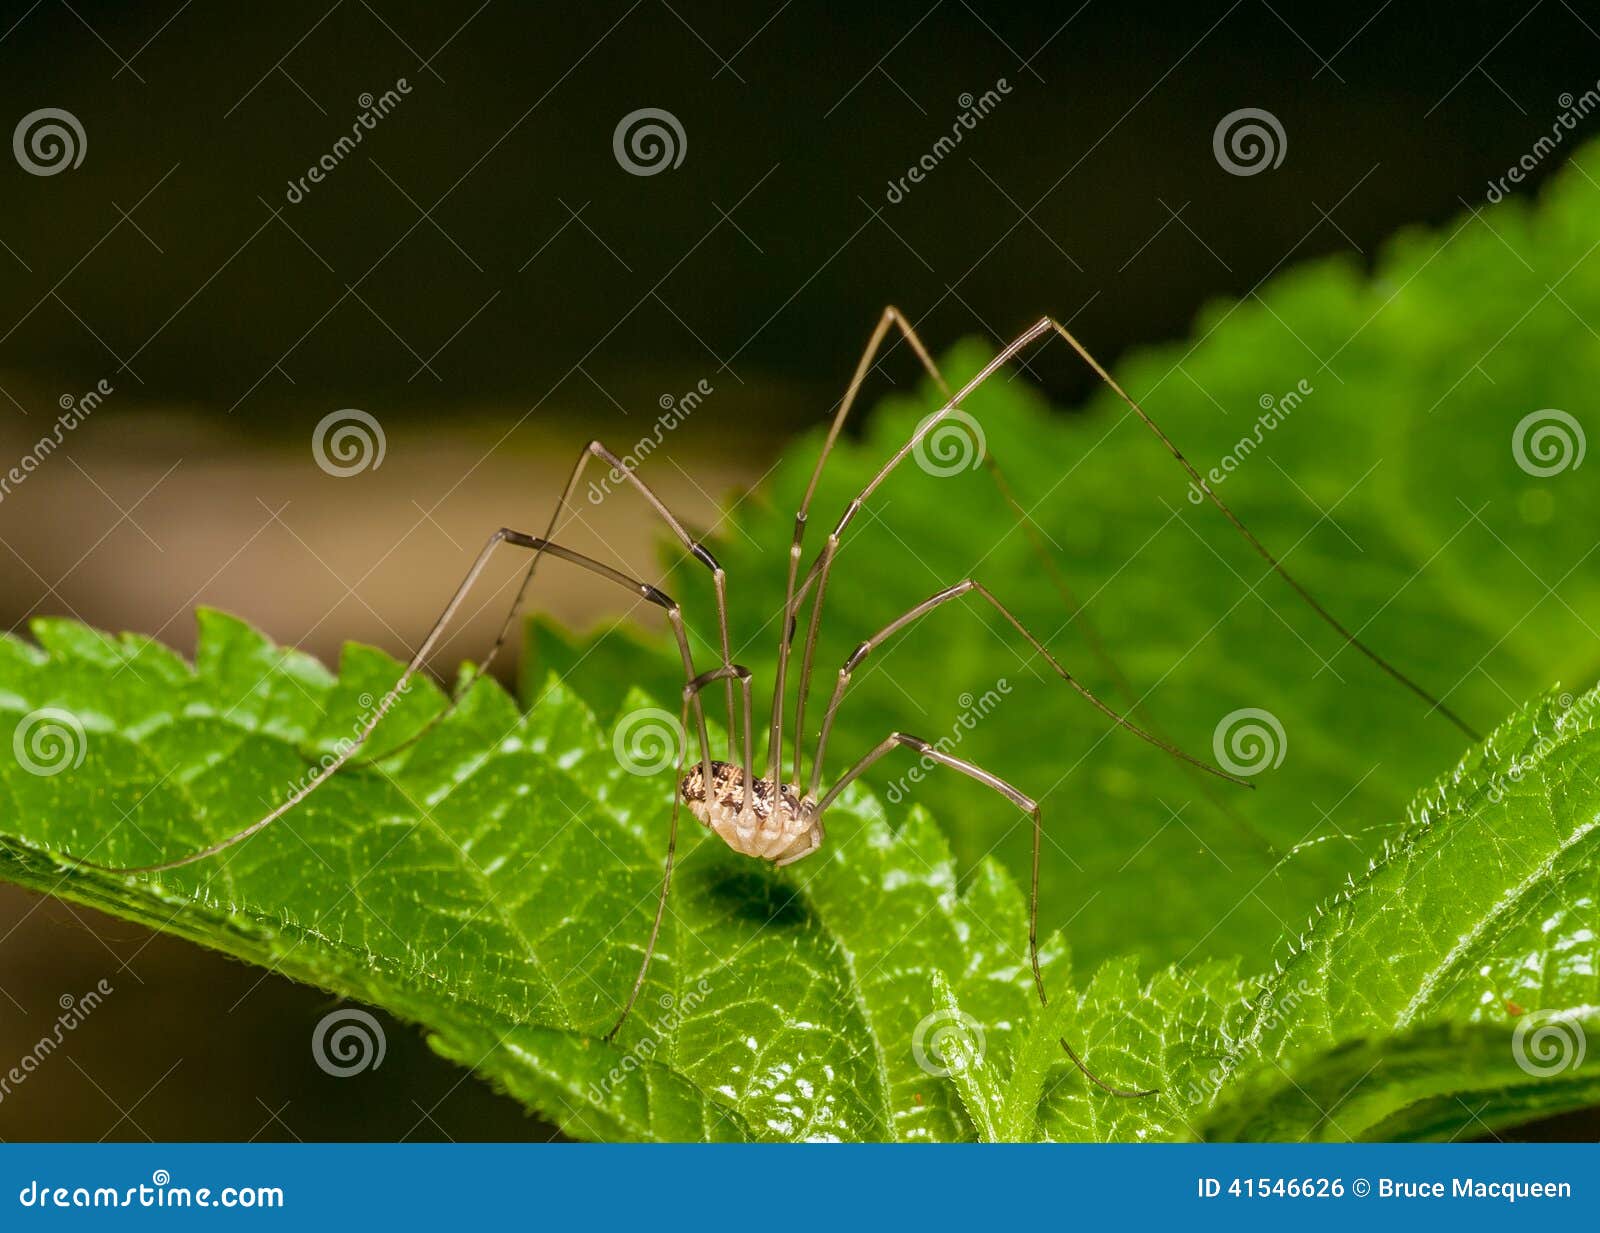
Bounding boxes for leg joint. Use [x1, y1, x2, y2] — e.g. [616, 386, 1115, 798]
[497, 527, 542, 550]
[687, 663, 751, 696]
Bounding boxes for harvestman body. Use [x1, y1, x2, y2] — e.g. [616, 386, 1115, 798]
[69, 310, 1477, 1101]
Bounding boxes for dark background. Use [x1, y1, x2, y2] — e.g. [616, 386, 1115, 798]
[0, 0, 1595, 1141]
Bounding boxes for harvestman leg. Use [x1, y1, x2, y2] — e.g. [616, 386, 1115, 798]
[788, 317, 1479, 745]
[780, 308, 1255, 849]
[774, 306, 1125, 793]
[816, 733, 1156, 1099]
[71, 528, 721, 874]
[808, 578, 1249, 802]
[607, 661, 756, 1039]
[390, 441, 742, 763]
[806, 578, 1239, 1096]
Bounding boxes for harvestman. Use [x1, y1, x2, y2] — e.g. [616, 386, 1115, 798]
[72, 310, 1477, 1099]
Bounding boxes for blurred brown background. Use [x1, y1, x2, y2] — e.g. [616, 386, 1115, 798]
[2, 0, 1597, 1140]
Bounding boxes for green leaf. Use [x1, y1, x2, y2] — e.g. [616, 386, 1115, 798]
[0, 612, 1596, 1140]
[0, 610, 1050, 1142]
[555, 135, 1600, 981]
[9, 141, 1600, 1143]
[1204, 683, 1600, 1141]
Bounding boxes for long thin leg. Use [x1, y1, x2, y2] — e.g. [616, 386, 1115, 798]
[790, 317, 1478, 742]
[392, 440, 740, 763]
[687, 662, 756, 822]
[607, 689, 692, 1042]
[778, 307, 1256, 849]
[772, 309, 911, 790]
[817, 732, 1155, 1098]
[1043, 322, 1478, 740]
[70, 528, 716, 874]
[773, 816, 822, 866]
[605, 661, 756, 1039]
[808, 578, 1249, 799]
[776, 307, 1108, 793]
[984, 456, 1267, 852]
